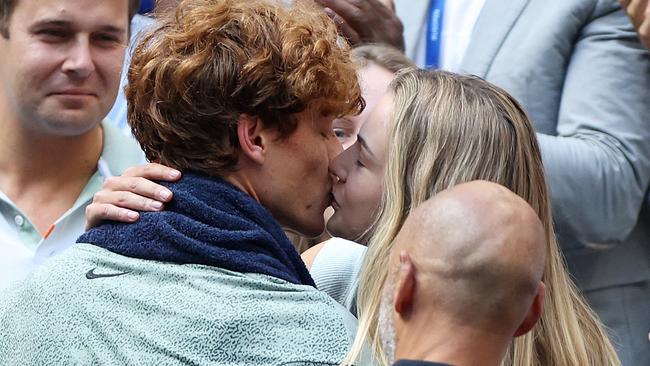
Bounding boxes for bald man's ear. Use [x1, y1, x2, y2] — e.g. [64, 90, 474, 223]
[394, 251, 416, 317]
[237, 114, 268, 165]
[514, 282, 545, 337]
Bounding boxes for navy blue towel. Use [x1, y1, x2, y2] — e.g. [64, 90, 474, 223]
[78, 171, 315, 287]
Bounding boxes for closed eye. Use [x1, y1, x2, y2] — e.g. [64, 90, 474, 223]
[92, 33, 124, 46]
[36, 28, 71, 41]
[321, 129, 336, 140]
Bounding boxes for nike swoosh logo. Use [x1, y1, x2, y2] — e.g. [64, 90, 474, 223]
[85, 268, 131, 280]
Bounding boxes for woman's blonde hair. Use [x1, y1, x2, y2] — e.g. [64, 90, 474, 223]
[344, 69, 619, 366]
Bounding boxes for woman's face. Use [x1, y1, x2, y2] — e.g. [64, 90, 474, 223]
[327, 93, 394, 241]
[332, 61, 396, 149]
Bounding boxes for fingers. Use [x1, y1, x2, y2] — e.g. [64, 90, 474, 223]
[324, 7, 362, 46]
[625, 0, 648, 27]
[640, 2, 650, 48]
[85, 164, 179, 230]
[85, 187, 169, 229]
[622, 0, 650, 48]
[316, 0, 363, 20]
[93, 189, 166, 212]
[379, 0, 395, 11]
[318, 0, 381, 32]
[122, 162, 181, 181]
[102, 175, 173, 202]
[315, 0, 404, 50]
[85, 202, 139, 230]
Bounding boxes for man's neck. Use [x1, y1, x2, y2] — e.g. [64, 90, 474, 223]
[0, 121, 103, 234]
[395, 321, 510, 366]
[223, 170, 261, 203]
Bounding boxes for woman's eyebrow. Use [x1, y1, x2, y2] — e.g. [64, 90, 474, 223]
[357, 135, 375, 158]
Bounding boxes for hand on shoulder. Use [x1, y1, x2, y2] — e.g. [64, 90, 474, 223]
[85, 163, 181, 229]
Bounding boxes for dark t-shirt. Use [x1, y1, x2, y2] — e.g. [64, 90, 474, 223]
[393, 360, 452, 366]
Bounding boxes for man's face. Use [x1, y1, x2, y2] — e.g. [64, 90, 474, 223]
[260, 109, 342, 237]
[0, 0, 128, 136]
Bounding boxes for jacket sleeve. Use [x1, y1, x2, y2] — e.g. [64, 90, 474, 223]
[538, 0, 650, 250]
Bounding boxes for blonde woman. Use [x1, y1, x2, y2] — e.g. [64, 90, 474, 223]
[85, 70, 619, 365]
[329, 69, 620, 366]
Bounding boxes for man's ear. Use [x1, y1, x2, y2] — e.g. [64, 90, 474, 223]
[237, 114, 268, 165]
[514, 282, 545, 337]
[394, 251, 416, 317]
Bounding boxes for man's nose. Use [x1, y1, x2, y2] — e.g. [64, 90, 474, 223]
[328, 148, 347, 184]
[328, 135, 344, 160]
[61, 36, 95, 79]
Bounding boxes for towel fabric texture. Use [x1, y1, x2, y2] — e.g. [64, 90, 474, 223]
[78, 171, 314, 287]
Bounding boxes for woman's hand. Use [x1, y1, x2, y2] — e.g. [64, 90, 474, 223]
[85, 163, 181, 229]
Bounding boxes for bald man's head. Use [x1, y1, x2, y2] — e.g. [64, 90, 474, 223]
[381, 181, 547, 363]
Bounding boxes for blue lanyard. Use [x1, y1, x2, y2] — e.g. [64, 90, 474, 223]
[139, 0, 155, 14]
[426, 0, 445, 69]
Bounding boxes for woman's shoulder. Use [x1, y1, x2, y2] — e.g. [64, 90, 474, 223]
[306, 238, 367, 272]
[306, 238, 367, 311]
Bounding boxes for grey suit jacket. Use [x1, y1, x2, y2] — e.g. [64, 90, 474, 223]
[398, 0, 650, 293]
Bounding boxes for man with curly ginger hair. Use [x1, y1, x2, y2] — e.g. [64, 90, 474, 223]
[0, 0, 371, 365]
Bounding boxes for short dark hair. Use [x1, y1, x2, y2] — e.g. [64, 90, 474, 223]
[126, 0, 364, 177]
[0, 0, 141, 37]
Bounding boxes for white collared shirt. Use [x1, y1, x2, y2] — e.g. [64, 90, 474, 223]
[0, 121, 145, 290]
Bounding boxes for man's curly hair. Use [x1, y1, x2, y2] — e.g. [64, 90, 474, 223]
[127, 0, 364, 176]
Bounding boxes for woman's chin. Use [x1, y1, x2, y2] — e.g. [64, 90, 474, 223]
[325, 215, 346, 239]
[326, 217, 363, 242]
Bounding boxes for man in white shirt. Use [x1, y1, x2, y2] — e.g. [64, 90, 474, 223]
[0, 0, 144, 289]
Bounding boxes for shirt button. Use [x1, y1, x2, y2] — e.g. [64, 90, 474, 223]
[14, 215, 24, 227]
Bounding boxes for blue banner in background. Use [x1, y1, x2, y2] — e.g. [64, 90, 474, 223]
[139, 0, 155, 14]
[425, 0, 445, 69]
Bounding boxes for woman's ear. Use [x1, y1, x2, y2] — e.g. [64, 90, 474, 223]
[237, 114, 266, 165]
